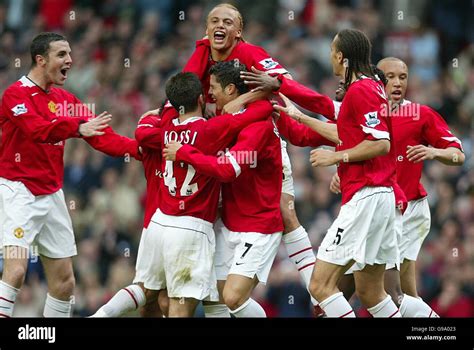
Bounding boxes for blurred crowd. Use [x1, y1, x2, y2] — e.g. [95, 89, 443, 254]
[0, 0, 472, 317]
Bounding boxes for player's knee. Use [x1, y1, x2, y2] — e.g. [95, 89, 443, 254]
[355, 285, 383, 306]
[280, 202, 299, 232]
[50, 274, 75, 299]
[4, 263, 28, 286]
[158, 291, 169, 317]
[309, 279, 327, 302]
[223, 290, 245, 311]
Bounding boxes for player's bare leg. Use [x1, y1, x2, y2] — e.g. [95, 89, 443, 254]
[0, 246, 28, 317]
[337, 274, 356, 301]
[309, 260, 355, 317]
[140, 288, 163, 317]
[41, 255, 75, 317]
[202, 280, 230, 317]
[157, 289, 169, 317]
[400, 259, 418, 297]
[223, 275, 264, 317]
[354, 264, 401, 317]
[168, 297, 199, 317]
[280, 193, 322, 316]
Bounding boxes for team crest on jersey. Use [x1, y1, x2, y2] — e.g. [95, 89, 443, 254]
[48, 101, 57, 113]
[259, 58, 278, 70]
[364, 111, 380, 128]
[14, 227, 24, 239]
[11, 103, 27, 116]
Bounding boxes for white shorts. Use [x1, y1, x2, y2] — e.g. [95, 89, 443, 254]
[400, 197, 431, 262]
[0, 177, 76, 258]
[346, 209, 402, 274]
[317, 186, 398, 267]
[133, 227, 148, 285]
[281, 139, 295, 197]
[214, 219, 282, 284]
[142, 209, 219, 301]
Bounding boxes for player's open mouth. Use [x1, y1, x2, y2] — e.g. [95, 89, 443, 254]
[392, 90, 402, 98]
[60, 67, 70, 78]
[214, 31, 226, 44]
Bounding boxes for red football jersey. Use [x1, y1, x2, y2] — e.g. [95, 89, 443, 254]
[183, 39, 287, 103]
[336, 77, 395, 204]
[0, 76, 139, 196]
[276, 76, 338, 120]
[135, 113, 163, 228]
[177, 119, 283, 233]
[158, 100, 273, 223]
[392, 100, 463, 201]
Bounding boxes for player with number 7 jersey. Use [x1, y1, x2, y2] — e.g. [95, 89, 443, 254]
[142, 72, 272, 317]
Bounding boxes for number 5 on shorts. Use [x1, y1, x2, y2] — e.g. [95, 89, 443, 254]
[333, 228, 344, 245]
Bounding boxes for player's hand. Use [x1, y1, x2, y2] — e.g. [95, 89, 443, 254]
[163, 141, 183, 161]
[406, 145, 436, 163]
[240, 66, 280, 92]
[139, 108, 160, 122]
[273, 93, 304, 122]
[222, 99, 244, 114]
[205, 103, 217, 118]
[79, 111, 111, 137]
[310, 149, 338, 167]
[329, 173, 341, 194]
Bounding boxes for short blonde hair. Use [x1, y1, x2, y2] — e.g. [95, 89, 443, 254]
[207, 3, 244, 31]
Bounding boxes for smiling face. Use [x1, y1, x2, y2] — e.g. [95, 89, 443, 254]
[206, 5, 242, 56]
[209, 74, 233, 111]
[377, 59, 408, 104]
[37, 40, 72, 86]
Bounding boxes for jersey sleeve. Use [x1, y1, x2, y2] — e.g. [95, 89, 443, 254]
[348, 84, 390, 141]
[202, 100, 273, 153]
[276, 111, 334, 147]
[2, 87, 82, 143]
[247, 44, 288, 75]
[176, 122, 273, 182]
[277, 76, 337, 120]
[85, 128, 140, 159]
[135, 115, 162, 151]
[421, 106, 463, 151]
[182, 39, 211, 80]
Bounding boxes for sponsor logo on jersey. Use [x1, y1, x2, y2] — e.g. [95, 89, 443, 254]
[364, 111, 380, 128]
[11, 103, 28, 116]
[14, 227, 24, 239]
[48, 101, 57, 113]
[259, 58, 279, 70]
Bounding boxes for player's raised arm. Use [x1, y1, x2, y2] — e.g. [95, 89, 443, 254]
[135, 108, 164, 151]
[1, 88, 89, 143]
[275, 93, 340, 144]
[276, 109, 335, 148]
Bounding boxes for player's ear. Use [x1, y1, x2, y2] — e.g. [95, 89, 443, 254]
[337, 51, 343, 65]
[225, 84, 236, 95]
[235, 29, 242, 39]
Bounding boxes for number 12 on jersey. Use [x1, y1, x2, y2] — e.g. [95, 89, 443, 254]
[163, 160, 199, 196]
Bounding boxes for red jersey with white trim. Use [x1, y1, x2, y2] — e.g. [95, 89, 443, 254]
[184, 39, 287, 103]
[159, 100, 273, 223]
[135, 114, 162, 228]
[0, 76, 139, 196]
[392, 100, 463, 201]
[337, 77, 394, 205]
[176, 119, 283, 233]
